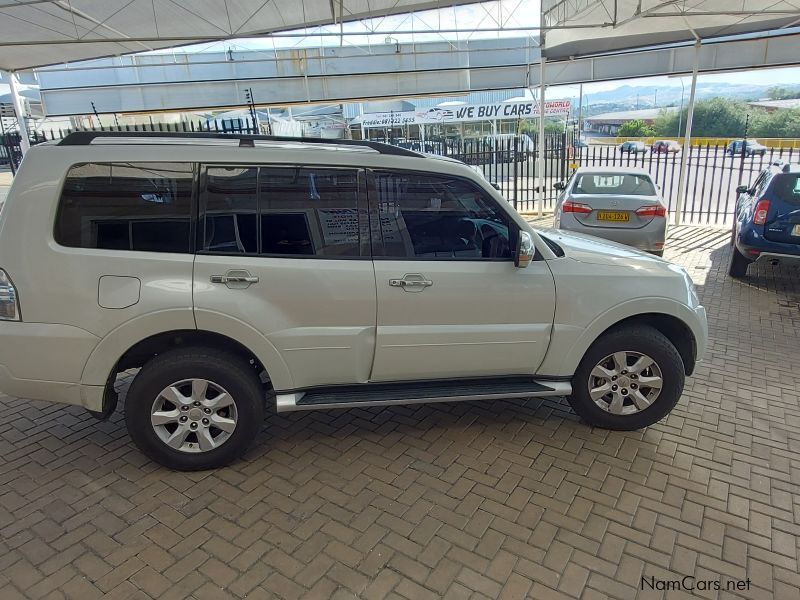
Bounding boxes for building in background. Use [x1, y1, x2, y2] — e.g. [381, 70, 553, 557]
[583, 107, 677, 136]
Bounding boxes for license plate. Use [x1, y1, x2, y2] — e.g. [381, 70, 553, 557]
[597, 211, 630, 222]
[792, 225, 800, 236]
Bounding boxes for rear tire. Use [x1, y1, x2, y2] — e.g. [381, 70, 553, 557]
[125, 347, 264, 471]
[566, 325, 685, 430]
[728, 243, 750, 278]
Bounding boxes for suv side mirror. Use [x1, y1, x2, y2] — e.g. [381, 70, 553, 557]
[736, 185, 749, 194]
[553, 181, 566, 191]
[515, 231, 534, 268]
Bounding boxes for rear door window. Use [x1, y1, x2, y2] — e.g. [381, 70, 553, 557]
[201, 166, 258, 253]
[259, 167, 365, 257]
[199, 166, 367, 258]
[56, 162, 194, 252]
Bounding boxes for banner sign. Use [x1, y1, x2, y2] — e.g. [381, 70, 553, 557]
[359, 100, 571, 128]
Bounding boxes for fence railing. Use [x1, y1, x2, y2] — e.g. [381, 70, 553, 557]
[412, 137, 798, 225]
[1, 117, 260, 174]
[606, 136, 800, 149]
[3, 123, 797, 226]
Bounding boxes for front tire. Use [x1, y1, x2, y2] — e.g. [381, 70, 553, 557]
[125, 347, 265, 470]
[566, 325, 685, 430]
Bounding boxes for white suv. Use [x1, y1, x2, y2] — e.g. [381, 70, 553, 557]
[0, 132, 707, 470]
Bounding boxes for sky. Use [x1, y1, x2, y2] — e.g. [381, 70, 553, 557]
[582, 68, 800, 93]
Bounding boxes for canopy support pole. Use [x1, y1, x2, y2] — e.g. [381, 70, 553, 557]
[7, 71, 30, 155]
[674, 41, 700, 226]
[537, 54, 546, 217]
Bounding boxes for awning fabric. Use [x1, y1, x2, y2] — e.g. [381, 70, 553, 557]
[0, 0, 481, 71]
[1, 1, 798, 71]
[543, 1, 800, 59]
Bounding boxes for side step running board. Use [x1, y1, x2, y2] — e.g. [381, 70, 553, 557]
[275, 377, 571, 413]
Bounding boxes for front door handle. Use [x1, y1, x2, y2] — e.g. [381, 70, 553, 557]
[389, 274, 433, 292]
[210, 270, 259, 289]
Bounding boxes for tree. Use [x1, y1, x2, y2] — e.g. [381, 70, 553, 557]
[767, 86, 800, 101]
[618, 119, 655, 137]
[655, 98, 749, 137]
[520, 118, 566, 135]
[751, 109, 800, 138]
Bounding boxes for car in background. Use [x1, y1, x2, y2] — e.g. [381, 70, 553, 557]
[554, 167, 668, 256]
[618, 141, 647, 154]
[484, 133, 536, 161]
[651, 140, 681, 154]
[725, 139, 767, 157]
[729, 161, 800, 277]
[396, 140, 447, 154]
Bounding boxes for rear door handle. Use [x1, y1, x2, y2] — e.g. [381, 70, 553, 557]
[210, 270, 259, 289]
[389, 274, 433, 292]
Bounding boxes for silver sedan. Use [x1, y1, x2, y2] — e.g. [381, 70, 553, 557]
[553, 167, 668, 256]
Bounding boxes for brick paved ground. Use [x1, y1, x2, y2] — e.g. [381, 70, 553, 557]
[1, 223, 799, 599]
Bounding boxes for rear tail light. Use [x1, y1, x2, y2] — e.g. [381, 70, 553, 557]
[0, 269, 20, 321]
[753, 199, 770, 225]
[635, 205, 667, 218]
[562, 200, 592, 214]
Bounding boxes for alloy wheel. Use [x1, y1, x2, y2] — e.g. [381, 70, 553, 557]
[150, 378, 238, 453]
[587, 351, 663, 416]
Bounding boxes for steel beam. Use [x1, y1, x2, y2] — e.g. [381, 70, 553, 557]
[35, 32, 800, 116]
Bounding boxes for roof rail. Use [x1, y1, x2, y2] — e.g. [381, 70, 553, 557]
[57, 131, 423, 158]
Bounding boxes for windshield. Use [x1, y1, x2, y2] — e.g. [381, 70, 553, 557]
[573, 173, 656, 196]
[774, 174, 800, 205]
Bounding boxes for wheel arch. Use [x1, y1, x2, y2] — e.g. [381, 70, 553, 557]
[81, 311, 293, 395]
[542, 298, 704, 378]
[595, 313, 697, 376]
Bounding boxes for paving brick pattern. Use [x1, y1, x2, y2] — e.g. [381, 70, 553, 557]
[1, 223, 799, 599]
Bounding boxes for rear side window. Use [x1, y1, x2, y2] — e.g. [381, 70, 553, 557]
[199, 166, 366, 257]
[773, 174, 800, 204]
[56, 162, 194, 252]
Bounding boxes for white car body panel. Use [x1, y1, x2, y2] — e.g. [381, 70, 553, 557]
[534, 229, 707, 376]
[370, 259, 555, 381]
[193, 255, 377, 390]
[0, 139, 706, 414]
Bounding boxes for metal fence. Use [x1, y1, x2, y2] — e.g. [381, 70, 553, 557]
[413, 138, 798, 225]
[569, 144, 797, 226]
[0, 117, 260, 174]
[3, 122, 797, 226]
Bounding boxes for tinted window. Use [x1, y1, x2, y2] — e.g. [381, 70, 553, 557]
[573, 173, 655, 196]
[201, 166, 258, 253]
[773, 174, 800, 204]
[259, 167, 363, 257]
[375, 171, 512, 259]
[57, 162, 194, 252]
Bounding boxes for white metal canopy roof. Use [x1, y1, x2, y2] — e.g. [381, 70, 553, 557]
[1, 1, 799, 72]
[0, 0, 482, 71]
[543, 1, 800, 58]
